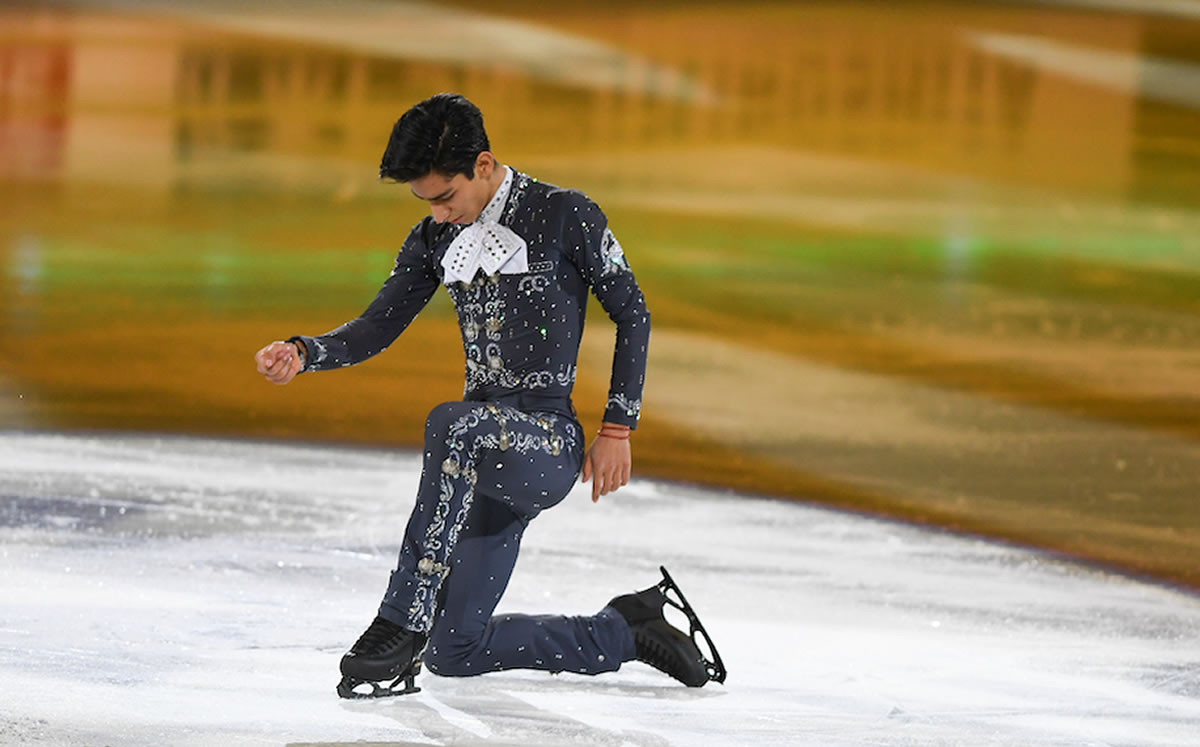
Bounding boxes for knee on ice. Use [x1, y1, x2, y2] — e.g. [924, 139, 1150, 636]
[423, 639, 484, 677]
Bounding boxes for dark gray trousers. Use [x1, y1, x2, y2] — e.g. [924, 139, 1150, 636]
[377, 400, 636, 677]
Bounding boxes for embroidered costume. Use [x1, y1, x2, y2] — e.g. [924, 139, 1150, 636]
[292, 168, 651, 676]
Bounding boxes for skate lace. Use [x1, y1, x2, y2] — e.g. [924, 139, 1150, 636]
[353, 617, 406, 655]
[637, 635, 682, 678]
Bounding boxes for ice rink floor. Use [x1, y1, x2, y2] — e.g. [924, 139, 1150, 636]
[2, 432, 1199, 746]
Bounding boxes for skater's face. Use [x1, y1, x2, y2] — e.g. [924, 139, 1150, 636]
[409, 152, 498, 226]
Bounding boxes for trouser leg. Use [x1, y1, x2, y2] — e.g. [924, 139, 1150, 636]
[424, 494, 635, 677]
[378, 400, 584, 633]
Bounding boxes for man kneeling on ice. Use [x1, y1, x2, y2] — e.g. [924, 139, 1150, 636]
[254, 93, 726, 698]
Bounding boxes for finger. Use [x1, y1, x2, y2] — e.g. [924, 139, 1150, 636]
[581, 454, 592, 483]
[592, 470, 603, 502]
[271, 355, 294, 378]
[268, 357, 291, 383]
[601, 469, 615, 497]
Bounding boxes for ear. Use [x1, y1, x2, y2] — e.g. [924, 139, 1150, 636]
[475, 151, 495, 179]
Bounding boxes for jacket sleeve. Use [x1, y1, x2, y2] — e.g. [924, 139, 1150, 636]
[291, 221, 440, 372]
[562, 191, 651, 429]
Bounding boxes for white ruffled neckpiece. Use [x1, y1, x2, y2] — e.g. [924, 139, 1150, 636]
[440, 166, 528, 285]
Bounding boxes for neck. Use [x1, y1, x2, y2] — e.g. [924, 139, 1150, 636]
[471, 164, 508, 224]
[485, 163, 507, 201]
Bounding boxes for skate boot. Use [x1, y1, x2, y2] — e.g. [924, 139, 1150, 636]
[336, 615, 428, 699]
[608, 566, 727, 687]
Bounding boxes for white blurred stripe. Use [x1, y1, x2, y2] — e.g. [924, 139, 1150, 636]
[1006, 0, 1200, 18]
[970, 31, 1200, 110]
[60, 0, 715, 103]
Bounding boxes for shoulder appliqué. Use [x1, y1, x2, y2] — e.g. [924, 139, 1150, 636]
[599, 228, 629, 277]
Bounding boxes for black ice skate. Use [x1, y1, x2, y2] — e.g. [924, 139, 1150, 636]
[336, 615, 428, 699]
[608, 565, 727, 687]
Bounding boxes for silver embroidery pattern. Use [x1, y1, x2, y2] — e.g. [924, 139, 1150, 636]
[307, 338, 328, 369]
[407, 403, 577, 631]
[521, 365, 576, 390]
[517, 273, 552, 294]
[451, 272, 574, 395]
[453, 274, 520, 391]
[599, 227, 629, 277]
[607, 393, 642, 420]
[503, 172, 532, 224]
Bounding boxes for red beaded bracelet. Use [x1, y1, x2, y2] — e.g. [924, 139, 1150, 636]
[597, 429, 630, 440]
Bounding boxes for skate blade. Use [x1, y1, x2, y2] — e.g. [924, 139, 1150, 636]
[336, 672, 421, 699]
[657, 565, 728, 685]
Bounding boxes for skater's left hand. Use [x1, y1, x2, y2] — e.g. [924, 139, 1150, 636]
[582, 424, 631, 502]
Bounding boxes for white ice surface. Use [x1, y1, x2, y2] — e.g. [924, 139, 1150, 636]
[1, 432, 1199, 746]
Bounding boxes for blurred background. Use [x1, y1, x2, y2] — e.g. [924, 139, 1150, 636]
[2, 0, 1199, 588]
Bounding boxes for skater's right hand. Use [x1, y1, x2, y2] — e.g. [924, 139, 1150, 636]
[255, 340, 304, 385]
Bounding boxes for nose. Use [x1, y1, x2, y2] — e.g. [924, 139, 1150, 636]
[431, 205, 452, 223]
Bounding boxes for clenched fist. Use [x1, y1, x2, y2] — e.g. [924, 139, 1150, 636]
[255, 340, 304, 385]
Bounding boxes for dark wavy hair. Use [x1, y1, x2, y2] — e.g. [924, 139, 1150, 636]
[379, 93, 490, 182]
